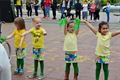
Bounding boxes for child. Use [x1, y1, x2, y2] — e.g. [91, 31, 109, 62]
[22, 17, 47, 79]
[64, 18, 79, 80]
[7, 17, 26, 74]
[84, 21, 120, 80]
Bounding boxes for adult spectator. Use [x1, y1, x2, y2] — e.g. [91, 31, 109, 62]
[51, 0, 58, 19]
[88, 0, 92, 16]
[74, 0, 83, 19]
[90, 1, 96, 21]
[26, 0, 33, 17]
[14, 0, 23, 17]
[60, 0, 66, 19]
[44, 0, 52, 18]
[94, 0, 101, 21]
[34, 0, 41, 16]
[82, 0, 88, 20]
[41, 0, 46, 18]
[66, 0, 74, 19]
[105, 1, 111, 22]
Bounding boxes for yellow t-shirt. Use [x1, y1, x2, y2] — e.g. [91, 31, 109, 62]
[14, 29, 26, 48]
[64, 32, 78, 51]
[16, 0, 22, 6]
[95, 32, 112, 57]
[30, 27, 46, 48]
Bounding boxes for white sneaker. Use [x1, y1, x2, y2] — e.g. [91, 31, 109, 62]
[38, 75, 45, 80]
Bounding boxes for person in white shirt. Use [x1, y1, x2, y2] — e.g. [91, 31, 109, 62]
[0, 43, 11, 80]
[82, 1, 88, 20]
[34, 0, 41, 16]
[60, 0, 66, 19]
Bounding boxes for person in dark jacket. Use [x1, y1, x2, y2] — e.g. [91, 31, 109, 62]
[34, 0, 41, 16]
[66, 0, 74, 19]
[51, 0, 58, 19]
[60, 0, 66, 19]
[41, 0, 46, 18]
[74, 0, 83, 19]
[94, 0, 101, 21]
[26, 0, 32, 17]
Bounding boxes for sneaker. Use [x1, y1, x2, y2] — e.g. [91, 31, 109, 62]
[19, 69, 24, 74]
[14, 68, 19, 75]
[38, 75, 45, 80]
[27, 73, 37, 79]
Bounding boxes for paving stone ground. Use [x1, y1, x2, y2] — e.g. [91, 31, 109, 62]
[1, 12, 120, 80]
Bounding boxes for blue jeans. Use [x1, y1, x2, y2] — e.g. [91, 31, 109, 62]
[61, 7, 65, 19]
[16, 5, 23, 17]
[106, 11, 110, 22]
[82, 11, 88, 20]
[45, 6, 50, 17]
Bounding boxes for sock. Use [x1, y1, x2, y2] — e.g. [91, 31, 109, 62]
[96, 63, 101, 80]
[73, 63, 79, 73]
[17, 59, 21, 70]
[40, 61, 44, 76]
[103, 64, 109, 80]
[65, 63, 71, 73]
[34, 60, 38, 75]
[20, 59, 24, 70]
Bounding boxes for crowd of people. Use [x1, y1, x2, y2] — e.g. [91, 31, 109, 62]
[14, 0, 111, 22]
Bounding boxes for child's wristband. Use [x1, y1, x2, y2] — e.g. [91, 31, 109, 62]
[73, 18, 81, 31]
[58, 18, 67, 27]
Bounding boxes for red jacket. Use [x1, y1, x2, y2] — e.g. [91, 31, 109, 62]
[90, 4, 96, 12]
[44, 0, 52, 7]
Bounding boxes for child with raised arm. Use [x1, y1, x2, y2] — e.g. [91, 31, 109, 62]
[64, 18, 80, 80]
[84, 20, 120, 80]
[7, 17, 26, 74]
[22, 17, 47, 79]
